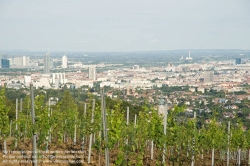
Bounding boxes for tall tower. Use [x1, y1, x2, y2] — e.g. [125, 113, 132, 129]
[88, 66, 96, 80]
[43, 52, 50, 74]
[235, 58, 241, 65]
[203, 71, 214, 82]
[62, 55, 68, 69]
[22, 56, 30, 66]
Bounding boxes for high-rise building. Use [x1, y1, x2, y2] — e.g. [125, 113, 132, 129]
[62, 55, 68, 68]
[43, 52, 50, 73]
[0, 54, 2, 67]
[14, 57, 23, 66]
[88, 66, 96, 80]
[52, 73, 66, 84]
[24, 75, 31, 87]
[203, 71, 214, 82]
[1, 59, 10, 68]
[50, 59, 54, 69]
[13, 56, 30, 67]
[22, 56, 30, 66]
[235, 58, 241, 65]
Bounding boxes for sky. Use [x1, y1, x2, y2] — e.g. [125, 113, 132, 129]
[0, 0, 250, 52]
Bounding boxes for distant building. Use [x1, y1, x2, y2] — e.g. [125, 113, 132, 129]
[1, 59, 10, 68]
[235, 58, 241, 65]
[13, 56, 30, 67]
[133, 65, 140, 70]
[50, 59, 54, 69]
[23, 56, 30, 66]
[14, 57, 23, 66]
[24, 75, 31, 87]
[7, 83, 23, 89]
[62, 55, 68, 68]
[88, 66, 96, 80]
[203, 71, 214, 82]
[52, 73, 66, 84]
[43, 52, 50, 73]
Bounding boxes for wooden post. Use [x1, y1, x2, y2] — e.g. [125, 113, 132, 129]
[82, 103, 87, 151]
[30, 84, 37, 166]
[9, 120, 12, 137]
[126, 107, 129, 145]
[15, 99, 18, 148]
[238, 148, 241, 166]
[191, 112, 196, 166]
[162, 104, 167, 164]
[248, 149, 250, 165]
[102, 89, 109, 166]
[227, 121, 230, 166]
[3, 139, 7, 154]
[46, 98, 51, 152]
[151, 140, 154, 160]
[134, 114, 137, 127]
[20, 98, 23, 112]
[212, 148, 214, 166]
[88, 99, 95, 164]
[74, 115, 77, 145]
[48, 98, 52, 143]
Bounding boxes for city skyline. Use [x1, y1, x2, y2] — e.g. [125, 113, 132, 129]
[0, 0, 250, 52]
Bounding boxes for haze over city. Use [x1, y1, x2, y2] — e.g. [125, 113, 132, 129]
[0, 0, 250, 52]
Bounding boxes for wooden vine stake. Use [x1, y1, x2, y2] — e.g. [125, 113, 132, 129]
[162, 104, 167, 164]
[20, 98, 23, 112]
[30, 83, 37, 166]
[46, 98, 51, 152]
[88, 99, 95, 164]
[134, 114, 137, 127]
[15, 99, 18, 148]
[74, 115, 77, 146]
[151, 140, 154, 160]
[191, 112, 196, 166]
[9, 120, 12, 137]
[82, 103, 87, 151]
[3, 139, 7, 154]
[227, 121, 230, 166]
[126, 107, 129, 145]
[102, 88, 109, 166]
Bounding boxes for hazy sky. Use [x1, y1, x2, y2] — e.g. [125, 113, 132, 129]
[0, 0, 250, 52]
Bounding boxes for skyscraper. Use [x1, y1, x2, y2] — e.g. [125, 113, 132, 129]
[43, 52, 50, 73]
[235, 58, 241, 65]
[13, 56, 30, 67]
[203, 71, 214, 82]
[1, 59, 10, 68]
[88, 66, 96, 80]
[62, 55, 68, 69]
[22, 56, 30, 66]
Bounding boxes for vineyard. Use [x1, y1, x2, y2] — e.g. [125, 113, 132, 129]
[1, 86, 250, 166]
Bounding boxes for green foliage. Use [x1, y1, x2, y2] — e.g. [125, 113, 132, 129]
[2, 87, 250, 165]
[204, 119, 227, 150]
[33, 94, 50, 149]
[230, 122, 246, 150]
[0, 87, 10, 139]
